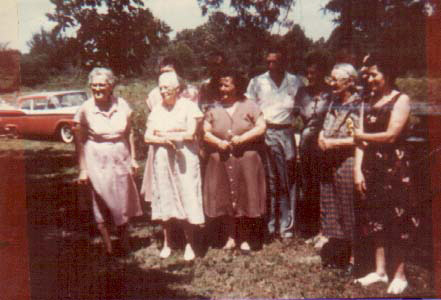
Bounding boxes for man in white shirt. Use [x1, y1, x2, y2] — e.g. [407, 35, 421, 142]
[246, 47, 303, 239]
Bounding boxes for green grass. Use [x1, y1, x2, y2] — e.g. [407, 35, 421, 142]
[0, 76, 438, 298]
[0, 138, 435, 299]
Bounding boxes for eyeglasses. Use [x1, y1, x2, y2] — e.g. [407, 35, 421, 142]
[324, 76, 349, 85]
[90, 83, 109, 89]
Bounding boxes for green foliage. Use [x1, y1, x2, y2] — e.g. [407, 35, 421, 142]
[114, 78, 156, 160]
[20, 53, 51, 87]
[160, 11, 312, 82]
[324, 0, 436, 74]
[0, 49, 20, 92]
[197, 0, 296, 30]
[46, 0, 171, 75]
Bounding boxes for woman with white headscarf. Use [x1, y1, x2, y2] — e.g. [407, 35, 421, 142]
[144, 71, 204, 261]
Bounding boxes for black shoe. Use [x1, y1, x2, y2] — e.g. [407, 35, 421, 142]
[343, 263, 355, 277]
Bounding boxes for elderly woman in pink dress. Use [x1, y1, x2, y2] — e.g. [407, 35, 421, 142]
[75, 67, 143, 257]
[144, 72, 205, 261]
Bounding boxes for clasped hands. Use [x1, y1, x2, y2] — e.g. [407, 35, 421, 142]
[154, 130, 185, 150]
[217, 135, 244, 151]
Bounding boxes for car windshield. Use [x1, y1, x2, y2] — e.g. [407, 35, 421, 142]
[56, 92, 87, 107]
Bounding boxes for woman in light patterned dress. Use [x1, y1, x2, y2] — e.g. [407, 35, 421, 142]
[145, 72, 204, 261]
[75, 67, 143, 257]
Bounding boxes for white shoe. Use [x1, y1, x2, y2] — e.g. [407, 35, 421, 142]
[354, 272, 389, 286]
[223, 237, 236, 250]
[240, 241, 251, 251]
[387, 278, 408, 294]
[184, 244, 195, 261]
[313, 236, 329, 250]
[306, 233, 323, 244]
[159, 246, 171, 258]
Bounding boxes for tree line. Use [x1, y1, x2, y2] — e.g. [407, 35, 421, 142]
[1, 0, 439, 90]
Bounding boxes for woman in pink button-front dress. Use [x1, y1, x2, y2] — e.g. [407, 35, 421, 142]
[75, 67, 142, 257]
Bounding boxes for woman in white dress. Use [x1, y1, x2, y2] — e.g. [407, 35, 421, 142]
[144, 72, 205, 261]
[75, 67, 143, 257]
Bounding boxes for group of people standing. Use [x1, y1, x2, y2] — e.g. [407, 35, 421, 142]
[73, 47, 420, 295]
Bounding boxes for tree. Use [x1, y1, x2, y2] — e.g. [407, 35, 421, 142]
[47, 0, 171, 75]
[197, 0, 296, 30]
[324, 0, 438, 74]
[161, 11, 272, 80]
[0, 49, 20, 92]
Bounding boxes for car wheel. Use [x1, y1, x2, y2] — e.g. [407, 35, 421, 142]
[59, 124, 74, 143]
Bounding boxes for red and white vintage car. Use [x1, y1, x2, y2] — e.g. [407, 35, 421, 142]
[0, 90, 87, 143]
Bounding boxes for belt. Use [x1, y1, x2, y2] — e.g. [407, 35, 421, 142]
[266, 123, 292, 129]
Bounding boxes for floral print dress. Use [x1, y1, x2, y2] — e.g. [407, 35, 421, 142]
[360, 92, 419, 243]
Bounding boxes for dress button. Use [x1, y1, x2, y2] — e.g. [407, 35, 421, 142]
[228, 165, 233, 169]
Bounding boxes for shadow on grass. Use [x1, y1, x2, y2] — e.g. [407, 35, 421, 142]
[0, 143, 206, 299]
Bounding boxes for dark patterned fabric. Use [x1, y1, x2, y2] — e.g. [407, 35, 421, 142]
[360, 92, 419, 243]
[321, 157, 355, 240]
[320, 94, 361, 242]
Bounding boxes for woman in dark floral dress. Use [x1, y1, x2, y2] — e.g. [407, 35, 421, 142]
[353, 54, 419, 294]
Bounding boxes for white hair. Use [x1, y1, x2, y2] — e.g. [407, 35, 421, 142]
[88, 67, 117, 86]
[332, 63, 358, 79]
[158, 71, 180, 88]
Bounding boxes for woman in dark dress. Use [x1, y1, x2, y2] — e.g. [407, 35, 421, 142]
[203, 70, 267, 251]
[353, 54, 419, 294]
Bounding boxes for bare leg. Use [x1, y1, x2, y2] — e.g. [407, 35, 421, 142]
[354, 239, 389, 286]
[97, 223, 112, 254]
[239, 217, 251, 251]
[223, 216, 236, 249]
[387, 245, 408, 294]
[117, 223, 130, 254]
[183, 222, 196, 261]
[375, 245, 387, 276]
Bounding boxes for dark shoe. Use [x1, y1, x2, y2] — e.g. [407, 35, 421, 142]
[343, 263, 355, 277]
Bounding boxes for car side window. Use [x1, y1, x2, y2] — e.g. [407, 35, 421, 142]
[34, 99, 47, 110]
[60, 93, 86, 107]
[20, 99, 32, 110]
[47, 97, 60, 109]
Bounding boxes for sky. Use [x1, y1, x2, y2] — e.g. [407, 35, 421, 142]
[0, 0, 336, 53]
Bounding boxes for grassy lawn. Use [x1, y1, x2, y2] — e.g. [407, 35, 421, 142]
[0, 137, 435, 299]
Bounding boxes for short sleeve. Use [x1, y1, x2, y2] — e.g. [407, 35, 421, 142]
[245, 99, 263, 123]
[245, 78, 257, 101]
[186, 100, 203, 120]
[204, 107, 217, 127]
[146, 87, 161, 111]
[73, 103, 87, 126]
[144, 109, 157, 138]
[118, 97, 133, 118]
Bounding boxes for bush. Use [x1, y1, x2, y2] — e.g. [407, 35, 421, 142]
[114, 78, 156, 160]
